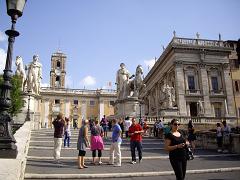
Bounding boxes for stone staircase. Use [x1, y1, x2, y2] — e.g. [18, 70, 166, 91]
[24, 128, 240, 179]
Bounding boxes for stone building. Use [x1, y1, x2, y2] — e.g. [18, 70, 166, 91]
[228, 40, 240, 125]
[140, 36, 237, 125]
[38, 51, 116, 128]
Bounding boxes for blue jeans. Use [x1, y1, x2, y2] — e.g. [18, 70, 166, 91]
[130, 141, 142, 161]
[64, 134, 70, 147]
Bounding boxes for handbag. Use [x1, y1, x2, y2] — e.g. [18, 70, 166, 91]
[185, 146, 194, 160]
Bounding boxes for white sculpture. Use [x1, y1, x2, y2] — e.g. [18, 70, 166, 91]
[116, 63, 132, 99]
[15, 56, 26, 91]
[26, 55, 42, 95]
[163, 84, 175, 108]
[132, 65, 145, 97]
[198, 99, 204, 115]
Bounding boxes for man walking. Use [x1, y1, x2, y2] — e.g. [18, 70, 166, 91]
[52, 113, 65, 164]
[128, 117, 144, 164]
[109, 119, 122, 167]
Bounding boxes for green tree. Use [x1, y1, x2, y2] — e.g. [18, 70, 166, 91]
[0, 74, 24, 116]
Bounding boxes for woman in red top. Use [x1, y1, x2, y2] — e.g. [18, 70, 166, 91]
[128, 117, 144, 164]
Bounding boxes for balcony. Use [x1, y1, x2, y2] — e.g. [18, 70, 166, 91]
[210, 89, 224, 96]
[185, 89, 201, 96]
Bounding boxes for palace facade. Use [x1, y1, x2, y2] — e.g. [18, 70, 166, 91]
[38, 51, 116, 128]
[140, 36, 239, 126]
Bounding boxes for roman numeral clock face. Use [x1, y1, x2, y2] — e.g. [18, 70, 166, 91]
[55, 69, 61, 76]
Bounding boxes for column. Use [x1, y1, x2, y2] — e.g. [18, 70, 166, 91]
[44, 100, 49, 128]
[99, 99, 104, 120]
[81, 100, 87, 120]
[175, 61, 187, 116]
[65, 99, 70, 118]
[223, 63, 236, 116]
[199, 63, 213, 116]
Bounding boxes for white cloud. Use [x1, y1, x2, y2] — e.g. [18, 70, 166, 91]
[0, 48, 7, 72]
[144, 58, 156, 70]
[80, 75, 96, 87]
[0, 31, 7, 42]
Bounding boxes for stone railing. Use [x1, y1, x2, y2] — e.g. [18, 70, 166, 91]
[195, 131, 240, 154]
[0, 121, 32, 180]
[40, 87, 116, 95]
[172, 37, 230, 48]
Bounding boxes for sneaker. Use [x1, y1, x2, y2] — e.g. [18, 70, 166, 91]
[131, 161, 136, 164]
[139, 159, 142, 163]
[217, 149, 222, 153]
[99, 161, 103, 165]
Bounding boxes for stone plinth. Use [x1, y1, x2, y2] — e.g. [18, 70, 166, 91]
[115, 97, 140, 118]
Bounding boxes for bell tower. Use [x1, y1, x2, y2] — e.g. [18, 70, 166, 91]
[50, 51, 66, 88]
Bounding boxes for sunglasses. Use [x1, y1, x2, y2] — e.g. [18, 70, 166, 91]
[173, 123, 180, 126]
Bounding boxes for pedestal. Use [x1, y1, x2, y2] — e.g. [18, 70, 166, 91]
[115, 97, 140, 118]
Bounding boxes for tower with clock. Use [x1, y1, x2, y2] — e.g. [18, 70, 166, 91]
[50, 51, 66, 88]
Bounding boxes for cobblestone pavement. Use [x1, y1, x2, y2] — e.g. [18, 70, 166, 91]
[24, 129, 240, 179]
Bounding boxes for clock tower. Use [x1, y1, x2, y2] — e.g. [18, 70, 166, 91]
[50, 51, 66, 88]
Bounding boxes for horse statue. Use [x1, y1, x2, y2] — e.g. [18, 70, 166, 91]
[15, 56, 27, 91]
[127, 65, 146, 98]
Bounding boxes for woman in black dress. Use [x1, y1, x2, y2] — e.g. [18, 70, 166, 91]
[164, 119, 189, 180]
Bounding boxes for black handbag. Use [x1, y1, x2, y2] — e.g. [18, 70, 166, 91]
[185, 146, 194, 160]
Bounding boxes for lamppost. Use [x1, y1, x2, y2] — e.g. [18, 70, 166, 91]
[0, 0, 27, 158]
[25, 90, 31, 121]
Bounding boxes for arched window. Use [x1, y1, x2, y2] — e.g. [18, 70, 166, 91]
[56, 61, 61, 68]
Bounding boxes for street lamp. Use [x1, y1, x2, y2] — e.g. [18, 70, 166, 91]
[25, 90, 31, 121]
[0, 0, 27, 158]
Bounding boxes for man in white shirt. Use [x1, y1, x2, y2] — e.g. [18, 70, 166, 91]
[124, 117, 132, 138]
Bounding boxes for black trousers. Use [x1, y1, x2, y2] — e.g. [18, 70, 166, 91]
[130, 141, 142, 161]
[92, 149, 102, 157]
[170, 158, 187, 180]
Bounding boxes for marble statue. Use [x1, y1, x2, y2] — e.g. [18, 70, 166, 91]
[116, 63, 132, 99]
[132, 65, 145, 97]
[26, 55, 42, 95]
[198, 99, 204, 115]
[15, 56, 26, 91]
[163, 84, 175, 108]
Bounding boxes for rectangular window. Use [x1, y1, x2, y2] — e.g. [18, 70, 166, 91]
[235, 81, 239, 92]
[90, 100, 95, 106]
[211, 77, 219, 92]
[214, 107, 221, 117]
[188, 76, 195, 90]
[55, 99, 60, 104]
[73, 100, 78, 105]
[110, 101, 115, 106]
[234, 59, 239, 69]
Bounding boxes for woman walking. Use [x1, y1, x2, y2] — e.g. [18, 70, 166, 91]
[64, 117, 71, 148]
[187, 120, 196, 153]
[77, 119, 90, 169]
[164, 119, 189, 180]
[90, 119, 104, 165]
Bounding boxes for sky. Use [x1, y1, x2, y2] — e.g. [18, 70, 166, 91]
[0, 0, 240, 90]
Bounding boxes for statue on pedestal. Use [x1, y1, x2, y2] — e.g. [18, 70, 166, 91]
[26, 55, 42, 95]
[197, 99, 204, 115]
[116, 63, 132, 99]
[15, 56, 27, 91]
[163, 84, 175, 108]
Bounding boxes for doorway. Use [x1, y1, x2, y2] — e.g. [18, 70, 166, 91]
[189, 102, 198, 117]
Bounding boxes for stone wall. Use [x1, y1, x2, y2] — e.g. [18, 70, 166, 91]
[0, 121, 32, 180]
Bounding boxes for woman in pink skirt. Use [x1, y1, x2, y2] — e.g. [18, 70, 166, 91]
[90, 119, 104, 165]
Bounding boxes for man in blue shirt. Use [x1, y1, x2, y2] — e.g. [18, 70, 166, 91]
[109, 119, 122, 167]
